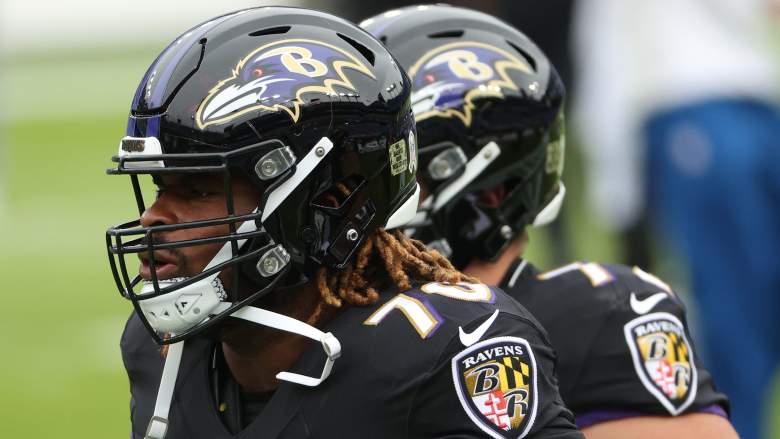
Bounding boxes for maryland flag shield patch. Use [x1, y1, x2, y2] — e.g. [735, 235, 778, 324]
[452, 337, 537, 439]
[624, 312, 698, 415]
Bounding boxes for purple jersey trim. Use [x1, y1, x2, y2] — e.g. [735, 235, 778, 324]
[404, 291, 444, 339]
[697, 404, 728, 419]
[576, 404, 728, 429]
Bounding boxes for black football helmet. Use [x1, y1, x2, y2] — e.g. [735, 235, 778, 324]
[106, 7, 417, 346]
[362, 5, 565, 268]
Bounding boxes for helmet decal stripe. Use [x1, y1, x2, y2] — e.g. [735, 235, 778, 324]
[126, 114, 162, 138]
[138, 10, 248, 109]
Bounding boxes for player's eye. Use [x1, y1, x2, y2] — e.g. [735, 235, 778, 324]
[197, 191, 217, 199]
[188, 184, 221, 199]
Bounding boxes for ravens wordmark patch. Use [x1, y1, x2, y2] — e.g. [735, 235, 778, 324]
[452, 336, 537, 438]
[624, 312, 698, 415]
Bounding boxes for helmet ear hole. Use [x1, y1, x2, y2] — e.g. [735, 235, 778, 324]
[311, 175, 366, 213]
[308, 176, 378, 268]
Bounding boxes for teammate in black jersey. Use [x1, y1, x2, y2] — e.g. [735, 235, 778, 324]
[107, 7, 583, 439]
[362, 4, 738, 438]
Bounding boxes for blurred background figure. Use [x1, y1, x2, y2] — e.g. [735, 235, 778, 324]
[572, 1, 780, 438]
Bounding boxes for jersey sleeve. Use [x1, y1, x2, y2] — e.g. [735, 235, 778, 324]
[408, 310, 584, 439]
[568, 264, 730, 427]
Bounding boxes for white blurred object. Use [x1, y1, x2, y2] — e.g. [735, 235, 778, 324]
[572, 0, 778, 230]
[0, 0, 308, 54]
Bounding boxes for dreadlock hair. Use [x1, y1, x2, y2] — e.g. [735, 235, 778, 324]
[307, 228, 478, 325]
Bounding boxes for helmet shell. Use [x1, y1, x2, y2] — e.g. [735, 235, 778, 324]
[126, 7, 416, 269]
[363, 5, 565, 265]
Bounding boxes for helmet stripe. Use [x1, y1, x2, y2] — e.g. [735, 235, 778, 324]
[137, 10, 249, 110]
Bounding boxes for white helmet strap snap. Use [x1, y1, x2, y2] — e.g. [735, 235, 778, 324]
[230, 305, 341, 386]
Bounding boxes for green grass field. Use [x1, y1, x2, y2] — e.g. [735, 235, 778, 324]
[0, 47, 777, 438]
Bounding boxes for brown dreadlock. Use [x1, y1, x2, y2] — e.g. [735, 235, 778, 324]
[308, 228, 478, 325]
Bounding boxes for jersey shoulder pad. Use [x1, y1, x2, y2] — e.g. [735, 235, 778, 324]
[526, 262, 682, 313]
[354, 282, 537, 343]
[397, 283, 579, 438]
[514, 261, 625, 321]
[533, 261, 619, 293]
[595, 263, 687, 317]
[304, 283, 580, 437]
[527, 263, 728, 419]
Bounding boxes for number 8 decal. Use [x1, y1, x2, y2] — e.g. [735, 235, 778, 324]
[364, 282, 495, 338]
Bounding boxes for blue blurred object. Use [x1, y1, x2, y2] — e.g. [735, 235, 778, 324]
[646, 97, 780, 439]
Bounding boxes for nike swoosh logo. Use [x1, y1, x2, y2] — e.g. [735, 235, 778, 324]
[459, 310, 500, 347]
[630, 292, 668, 314]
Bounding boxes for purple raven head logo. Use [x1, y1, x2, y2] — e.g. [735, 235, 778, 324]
[408, 41, 532, 126]
[195, 38, 375, 128]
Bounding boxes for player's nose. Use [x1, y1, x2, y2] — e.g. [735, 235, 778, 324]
[140, 196, 179, 228]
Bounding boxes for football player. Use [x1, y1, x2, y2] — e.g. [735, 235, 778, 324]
[106, 7, 585, 439]
[361, 5, 738, 438]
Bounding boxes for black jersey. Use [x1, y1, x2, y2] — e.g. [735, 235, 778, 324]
[121, 282, 584, 439]
[500, 260, 729, 428]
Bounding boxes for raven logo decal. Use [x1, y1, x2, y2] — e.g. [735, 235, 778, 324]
[196, 38, 375, 128]
[408, 41, 532, 126]
[624, 312, 698, 415]
[452, 336, 538, 439]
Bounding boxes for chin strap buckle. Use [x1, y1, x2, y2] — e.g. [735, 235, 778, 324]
[277, 331, 342, 387]
[320, 332, 341, 360]
[229, 306, 342, 387]
[144, 416, 168, 439]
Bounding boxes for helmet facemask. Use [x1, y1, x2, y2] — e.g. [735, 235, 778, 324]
[106, 137, 335, 345]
